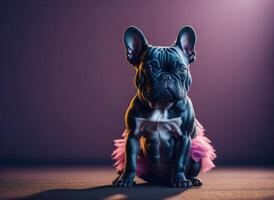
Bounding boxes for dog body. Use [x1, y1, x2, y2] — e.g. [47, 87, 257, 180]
[125, 94, 197, 184]
[113, 26, 215, 188]
[131, 96, 195, 167]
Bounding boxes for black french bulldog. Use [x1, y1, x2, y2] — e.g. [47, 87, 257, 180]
[113, 26, 202, 188]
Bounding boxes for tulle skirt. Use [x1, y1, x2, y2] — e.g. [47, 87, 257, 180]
[112, 119, 216, 177]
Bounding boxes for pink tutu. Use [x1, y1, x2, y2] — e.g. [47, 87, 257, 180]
[190, 119, 217, 173]
[112, 119, 216, 176]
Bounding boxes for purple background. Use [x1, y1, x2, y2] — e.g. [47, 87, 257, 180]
[1, 0, 273, 166]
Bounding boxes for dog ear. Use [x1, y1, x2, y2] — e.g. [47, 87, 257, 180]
[175, 26, 197, 64]
[124, 26, 148, 65]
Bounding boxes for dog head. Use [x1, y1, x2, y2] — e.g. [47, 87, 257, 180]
[124, 26, 196, 105]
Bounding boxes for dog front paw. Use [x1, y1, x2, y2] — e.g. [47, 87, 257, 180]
[190, 177, 202, 186]
[171, 173, 192, 188]
[113, 172, 135, 187]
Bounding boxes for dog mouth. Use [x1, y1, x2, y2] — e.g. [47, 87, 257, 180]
[142, 85, 185, 104]
[148, 101, 174, 110]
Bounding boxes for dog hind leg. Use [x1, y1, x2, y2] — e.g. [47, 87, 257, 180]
[186, 157, 202, 186]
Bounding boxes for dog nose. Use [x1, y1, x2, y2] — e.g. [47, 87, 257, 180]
[162, 74, 171, 82]
[161, 74, 172, 88]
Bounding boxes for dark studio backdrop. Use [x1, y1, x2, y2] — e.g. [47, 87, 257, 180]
[0, 0, 273, 166]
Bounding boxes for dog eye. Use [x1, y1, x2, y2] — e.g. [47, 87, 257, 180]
[174, 62, 187, 74]
[149, 60, 160, 69]
[143, 60, 160, 74]
[176, 62, 184, 69]
[180, 67, 187, 73]
[147, 65, 153, 72]
[180, 68, 188, 76]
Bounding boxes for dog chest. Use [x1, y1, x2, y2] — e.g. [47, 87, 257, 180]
[133, 109, 183, 165]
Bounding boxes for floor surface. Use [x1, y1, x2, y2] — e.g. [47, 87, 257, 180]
[0, 167, 274, 200]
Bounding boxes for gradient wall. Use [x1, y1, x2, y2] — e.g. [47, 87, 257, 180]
[1, 0, 273, 165]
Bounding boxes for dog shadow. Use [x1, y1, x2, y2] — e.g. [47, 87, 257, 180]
[11, 183, 187, 200]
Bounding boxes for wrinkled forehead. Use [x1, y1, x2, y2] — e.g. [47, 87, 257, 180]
[143, 46, 189, 67]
